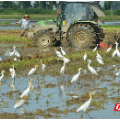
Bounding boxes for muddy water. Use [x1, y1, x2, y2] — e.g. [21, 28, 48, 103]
[0, 63, 120, 119]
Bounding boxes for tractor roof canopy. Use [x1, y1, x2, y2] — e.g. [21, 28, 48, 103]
[65, 1, 105, 17]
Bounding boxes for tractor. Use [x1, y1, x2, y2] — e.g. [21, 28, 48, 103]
[28, 1, 106, 48]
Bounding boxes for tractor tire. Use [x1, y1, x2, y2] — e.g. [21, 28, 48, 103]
[35, 30, 56, 48]
[68, 23, 96, 48]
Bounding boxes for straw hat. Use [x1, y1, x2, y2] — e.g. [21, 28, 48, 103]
[24, 14, 30, 18]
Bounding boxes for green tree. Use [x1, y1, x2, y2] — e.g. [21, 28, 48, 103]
[104, 1, 112, 10]
[2, 1, 13, 9]
[19, 1, 31, 9]
[40, 1, 46, 9]
[34, 1, 40, 8]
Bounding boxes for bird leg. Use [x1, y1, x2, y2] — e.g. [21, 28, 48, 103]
[80, 112, 84, 119]
[14, 108, 18, 114]
[86, 112, 93, 119]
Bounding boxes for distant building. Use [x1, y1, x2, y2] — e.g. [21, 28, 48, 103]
[113, 1, 120, 10]
[49, 1, 60, 10]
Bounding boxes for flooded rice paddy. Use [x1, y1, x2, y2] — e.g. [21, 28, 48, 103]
[0, 44, 120, 119]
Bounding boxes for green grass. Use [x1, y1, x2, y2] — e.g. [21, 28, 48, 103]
[99, 16, 120, 21]
[0, 14, 56, 20]
[0, 35, 32, 43]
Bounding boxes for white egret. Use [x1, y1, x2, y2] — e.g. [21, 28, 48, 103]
[96, 51, 103, 60]
[106, 45, 112, 53]
[60, 62, 66, 75]
[62, 57, 70, 63]
[93, 44, 99, 52]
[60, 47, 66, 55]
[5, 46, 20, 57]
[71, 68, 82, 83]
[20, 78, 34, 98]
[9, 64, 16, 85]
[96, 56, 104, 65]
[88, 59, 98, 76]
[0, 70, 5, 82]
[14, 96, 27, 113]
[55, 48, 62, 56]
[112, 42, 119, 57]
[0, 57, 3, 61]
[40, 60, 46, 72]
[115, 69, 120, 76]
[28, 65, 38, 75]
[76, 91, 95, 118]
[83, 51, 87, 61]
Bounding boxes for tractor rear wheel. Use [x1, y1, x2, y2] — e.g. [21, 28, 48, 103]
[68, 24, 96, 48]
[35, 31, 56, 47]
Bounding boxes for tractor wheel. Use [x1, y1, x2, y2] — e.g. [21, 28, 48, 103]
[68, 24, 96, 48]
[35, 31, 56, 47]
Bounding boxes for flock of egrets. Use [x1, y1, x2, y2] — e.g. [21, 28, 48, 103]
[0, 42, 119, 118]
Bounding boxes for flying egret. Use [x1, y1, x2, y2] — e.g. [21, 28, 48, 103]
[60, 62, 66, 75]
[28, 65, 38, 75]
[20, 78, 34, 98]
[96, 51, 103, 60]
[9, 64, 16, 85]
[93, 44, 99, 52]
[0, 70, 5, 82]
[71, 68, 82, 83]
[60, 47, 66, 55]
[14, 96, 27, 113]
[76, 91, 96, 118]
[96, 56, 104, 65]
[40, 60, 46, 72]
[88, 59, 98, 76]
[106, 45, 112, 53]
[83, 51, 87, 61]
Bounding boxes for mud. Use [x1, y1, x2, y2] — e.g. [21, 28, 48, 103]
[0, 30, 120, 118]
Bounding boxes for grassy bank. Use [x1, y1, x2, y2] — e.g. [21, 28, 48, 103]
[99, 16, 120, 21]
[0, 14, 56, 20]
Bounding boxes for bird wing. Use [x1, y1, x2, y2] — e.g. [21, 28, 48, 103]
[28, 68, 35, 75]
[71, 73, 80, 83]
[20, 87, 30, 98]
[106, 47, 111, 53]
[14, 100, 25, 108]
[88, 66, 98, 76]
[60, 66, 65, 74]
[9, 68, 13, 72]
[93, 47, 97, 52]
[5, 49, 11, 56]
[15, 50, 20, 57]
[77, 99, 91, 112]
[97, 58, 104, 65]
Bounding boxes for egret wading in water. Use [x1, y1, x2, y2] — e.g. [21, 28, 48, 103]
[60, 62, 66, 75]
[0, 70, 5, 82]
[106, 45, 112, 53]
[93, 44, 99, 52]
[71, 68, 82, 83]
[28, 65, 38, 75]
[88, 59, 98, 76]
[60, 47, 66, 55]
[76, 91, 96, 118]
[20, 78, 34, 98]
[14, 96, 27, 113]
[9, 64, 16, 85]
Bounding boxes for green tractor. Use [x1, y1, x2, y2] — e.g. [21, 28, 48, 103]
[28, 1, 106, 48]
